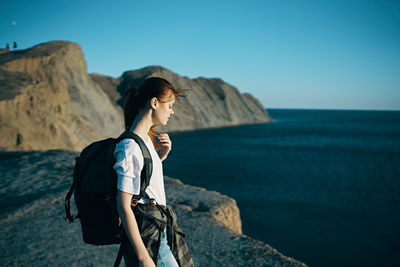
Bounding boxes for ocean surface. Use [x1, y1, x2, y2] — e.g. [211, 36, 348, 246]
[164, 109, 400, 267]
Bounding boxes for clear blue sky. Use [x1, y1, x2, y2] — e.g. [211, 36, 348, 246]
[1, 0, 399, 110]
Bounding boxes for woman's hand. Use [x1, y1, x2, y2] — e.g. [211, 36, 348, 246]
[157, 133, 172, 161]
[139, 255, 156, 267]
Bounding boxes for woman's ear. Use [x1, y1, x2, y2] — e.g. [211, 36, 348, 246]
[150, 97, 158, 109]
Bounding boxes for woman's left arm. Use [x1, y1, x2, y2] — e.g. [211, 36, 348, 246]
[157, 133, 172, 161]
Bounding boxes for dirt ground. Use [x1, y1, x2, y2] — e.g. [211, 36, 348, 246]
[0, 150, 307, 266]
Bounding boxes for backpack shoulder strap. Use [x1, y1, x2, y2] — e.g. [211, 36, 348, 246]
[117, 131, 153, 200]
[64, 156, 80, 222]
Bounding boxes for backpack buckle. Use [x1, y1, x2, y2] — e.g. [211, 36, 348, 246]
[131, 198, 138, 207]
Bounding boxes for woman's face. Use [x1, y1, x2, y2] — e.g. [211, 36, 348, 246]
[152, 94, 176, 126]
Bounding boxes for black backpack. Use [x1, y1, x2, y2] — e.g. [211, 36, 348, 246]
[64, 131, 153, 246]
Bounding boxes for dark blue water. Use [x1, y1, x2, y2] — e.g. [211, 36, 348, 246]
[164, 109, 400, 267]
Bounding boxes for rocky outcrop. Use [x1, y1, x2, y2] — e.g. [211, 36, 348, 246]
[0, 41, 271, 151]
[165, 177, 243, 235]
[115, 66, 273, 133]
[90, 73, 121, 107]
[0, 150, 307, 266]
[0, 41, 123, 151]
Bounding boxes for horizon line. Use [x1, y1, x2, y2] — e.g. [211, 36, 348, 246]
[266, 107, 400, 112]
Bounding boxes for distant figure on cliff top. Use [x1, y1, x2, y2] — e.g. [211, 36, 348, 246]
[6, 43, 10, 49]
[13, 42, 17, 49]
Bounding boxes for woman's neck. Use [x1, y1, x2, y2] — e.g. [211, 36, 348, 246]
[129, 110, 153, 142]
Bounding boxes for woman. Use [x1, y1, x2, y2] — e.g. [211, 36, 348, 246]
[113, 77, 194, 267]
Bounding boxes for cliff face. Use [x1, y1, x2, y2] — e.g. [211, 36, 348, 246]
[90, 73, 121, 107]
[165, 177, 242, 235]
[0, 41, 271, 151]
[115, 66, 272, 132]
[0, 41, 123, 151]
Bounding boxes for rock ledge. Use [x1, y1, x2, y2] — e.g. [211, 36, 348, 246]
[0, 150, 307, 266]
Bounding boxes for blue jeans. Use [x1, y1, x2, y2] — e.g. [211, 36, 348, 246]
[157, 229, 179, 267]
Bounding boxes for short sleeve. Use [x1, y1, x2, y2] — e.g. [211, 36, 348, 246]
[113, 139, 144, 195]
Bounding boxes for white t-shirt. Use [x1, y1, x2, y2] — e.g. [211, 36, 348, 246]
[113, 135, 166, 206]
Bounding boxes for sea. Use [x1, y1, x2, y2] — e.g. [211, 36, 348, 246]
[163, 108, 400, 267]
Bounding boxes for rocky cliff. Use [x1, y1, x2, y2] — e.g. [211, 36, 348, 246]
[0, 41, 123, 151]
[111, 66, 272, 133]
[1, 41, 272, 151]
[0, 150, 307, 266]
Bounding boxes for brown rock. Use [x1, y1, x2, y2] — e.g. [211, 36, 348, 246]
[1, 40, 272, 151]
[113, 66, 273, 133]
[0, 41, 123, 151]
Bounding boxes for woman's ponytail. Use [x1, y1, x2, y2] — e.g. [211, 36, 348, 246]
[123, 87, 140, 131]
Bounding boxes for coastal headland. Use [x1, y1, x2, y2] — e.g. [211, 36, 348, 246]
[0, 41, 306, 266]
[0, 41, 272, 151]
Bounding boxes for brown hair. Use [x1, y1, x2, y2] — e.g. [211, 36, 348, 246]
[123, 77, 184, 148]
